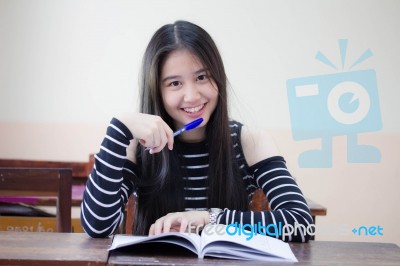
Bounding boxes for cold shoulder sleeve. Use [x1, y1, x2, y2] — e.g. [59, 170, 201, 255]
[216, 156, 314, 242]
[80, 118, 139, 238]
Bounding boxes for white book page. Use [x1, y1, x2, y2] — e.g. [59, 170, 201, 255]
[109, 232, 202, 255]
[109, 235, 148, 250]
[203, 248, 297, 262]
[199, 224, 297, 262]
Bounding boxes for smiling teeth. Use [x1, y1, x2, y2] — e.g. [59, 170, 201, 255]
[184, 104, 204, 113]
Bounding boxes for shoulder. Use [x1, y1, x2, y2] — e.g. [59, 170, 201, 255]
[240, 125, 281, 167]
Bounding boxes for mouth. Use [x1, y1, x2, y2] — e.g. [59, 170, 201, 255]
[182, 103, 206, 114]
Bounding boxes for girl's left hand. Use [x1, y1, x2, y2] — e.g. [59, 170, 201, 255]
[148, 211, 208, 235]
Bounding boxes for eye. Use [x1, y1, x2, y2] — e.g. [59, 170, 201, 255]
[197, 74, 208, 82]
[169, 81, 181, 87]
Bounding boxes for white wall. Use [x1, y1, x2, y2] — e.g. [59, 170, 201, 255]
[1, 0, 399, 244]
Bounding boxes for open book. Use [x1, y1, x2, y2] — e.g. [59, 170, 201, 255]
[109, 224, 297, 262]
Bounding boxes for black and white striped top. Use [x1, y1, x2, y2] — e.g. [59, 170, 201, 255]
[81, 118, 313, 242]
[180, 146, 209, 211]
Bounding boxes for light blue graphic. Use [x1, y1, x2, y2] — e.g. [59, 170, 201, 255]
[286, 39, 382, 168]
[352, 225, 383, 236]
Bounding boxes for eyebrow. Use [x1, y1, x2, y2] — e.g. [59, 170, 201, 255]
[161, 68, 208, 83]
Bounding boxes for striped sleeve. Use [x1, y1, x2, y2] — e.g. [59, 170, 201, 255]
[80, 117, 137, 238]
[217, 156, 314, 242]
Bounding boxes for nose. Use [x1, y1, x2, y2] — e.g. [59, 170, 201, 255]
[183, 83, 201, 102]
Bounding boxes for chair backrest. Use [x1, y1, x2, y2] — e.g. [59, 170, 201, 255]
[0, 167, 72, 232]
[0, 155, 94, 179]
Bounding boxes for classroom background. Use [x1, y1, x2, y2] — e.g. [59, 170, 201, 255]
[0, 0, 399, 245]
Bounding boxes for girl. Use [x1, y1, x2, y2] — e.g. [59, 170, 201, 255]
[81, 20, 313, 242]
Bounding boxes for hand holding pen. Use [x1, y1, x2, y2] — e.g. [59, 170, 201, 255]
[144, 118, 203, 152]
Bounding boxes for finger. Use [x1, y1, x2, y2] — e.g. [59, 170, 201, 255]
[146, 132, 162, 154]
[153, 218, 165, 235]
[139, 139, 150, 148]
[165, 126, 174, 151]
[147, 120, 173, 153]
[157, 125, 168, 150]
[148, 224, 155, 236]
[140, 138, 155, 150]
[179, 218, 189, 233]
[159, 122, 174, 150]
[162, 219, 172, 234]
[152, 127, 161, 148]
[149, 145, 162, 154]
[149, 129, 169, 154]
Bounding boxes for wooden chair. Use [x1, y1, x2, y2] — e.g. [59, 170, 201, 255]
[0, 167, 72, 232]
[0, 155, 94, 180]
[124, 193, 137, 234]
[0, 155, 94, 206]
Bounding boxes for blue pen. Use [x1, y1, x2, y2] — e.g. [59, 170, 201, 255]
[145, 118, 203, 151]
[173, 117, 204, 137]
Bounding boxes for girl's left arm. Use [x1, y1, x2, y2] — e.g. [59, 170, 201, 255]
[217, 155, 314, 242]
[215, 127, 314, 242]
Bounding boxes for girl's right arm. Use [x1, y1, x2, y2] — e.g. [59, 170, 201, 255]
[80, 118, 137, 238]
[80, 114, 174, 237]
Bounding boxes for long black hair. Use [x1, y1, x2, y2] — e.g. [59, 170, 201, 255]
[133, 20, 249, 235]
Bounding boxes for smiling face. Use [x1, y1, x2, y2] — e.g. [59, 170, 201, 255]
[160, 49, 218, 142]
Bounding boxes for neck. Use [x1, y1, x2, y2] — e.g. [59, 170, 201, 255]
[178, 127, 206, 143]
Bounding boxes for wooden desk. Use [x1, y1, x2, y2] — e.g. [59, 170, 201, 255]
[290, 241, 400, 265]
[108, 240, 400, 265]
[0, 231, 111, 265]
[2, 232, 398, 265]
